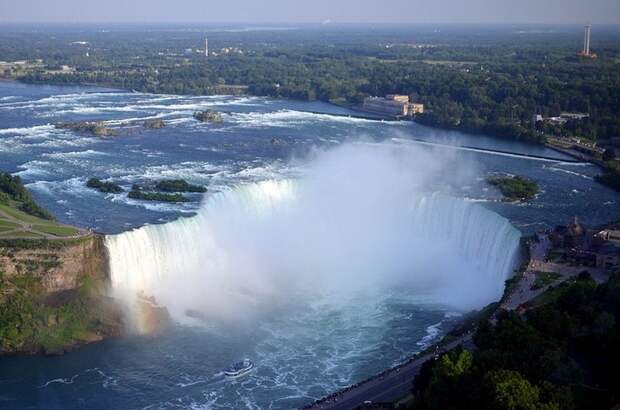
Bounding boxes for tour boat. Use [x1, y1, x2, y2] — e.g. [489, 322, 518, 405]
[224, 359, 254, 378]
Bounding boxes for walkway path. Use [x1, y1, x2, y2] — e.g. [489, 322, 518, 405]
[0, 207, 90, 240]
[502, 233, 606, 311]
[502, 233, 551, 310]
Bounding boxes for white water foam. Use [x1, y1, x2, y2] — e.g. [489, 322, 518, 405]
[230, 109, 383, 128]
[39, 375, 79, 388]
[544, 165, 593, 180]
[416, 321, 443, 348]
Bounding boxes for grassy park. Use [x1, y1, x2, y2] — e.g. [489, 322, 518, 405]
[0, 174, 83, 239]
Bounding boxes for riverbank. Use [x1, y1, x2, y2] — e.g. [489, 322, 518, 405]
[0, 174, 143, 356]
[302, 306, 491, 409]
[301, 241, 524, 409]
[305, 215, 620, 409]
[0, 231, 172, 356]
[545, 143, 620, 191]
[5, 76, 601, 163]
[544, 143, 605, 167]
[0, 234, 123, 356]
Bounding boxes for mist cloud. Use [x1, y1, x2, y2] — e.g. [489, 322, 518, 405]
[106, 142, 521, 331]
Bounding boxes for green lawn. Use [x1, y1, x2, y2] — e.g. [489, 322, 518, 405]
[0, 231, 44, 239]
[0, 203, 51, 224]
[33, 224, 79, 237]
[0, 174, 86, 240]
[0, 204, 81, 238]
[0, 219, 19, 229]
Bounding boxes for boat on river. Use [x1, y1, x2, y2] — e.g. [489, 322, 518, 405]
[224, 359, 254, 378]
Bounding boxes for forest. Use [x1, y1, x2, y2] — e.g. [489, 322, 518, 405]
[409, 273, 620, 410]
[2, 24, 620, 144]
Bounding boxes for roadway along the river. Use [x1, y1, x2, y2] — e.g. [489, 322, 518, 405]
[304, 334, 475, 410]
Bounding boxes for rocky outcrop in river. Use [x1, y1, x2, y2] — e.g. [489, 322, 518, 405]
[55, 121, 118, 137]
[194, 109, 223, 123]
[143, 118, 166, 129]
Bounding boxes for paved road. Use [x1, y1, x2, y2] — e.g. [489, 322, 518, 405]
[304, 334, 474, 410]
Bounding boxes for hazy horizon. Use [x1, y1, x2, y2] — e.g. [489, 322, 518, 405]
[1, 0, 619, 25]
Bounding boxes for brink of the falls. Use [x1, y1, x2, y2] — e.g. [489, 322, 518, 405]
[105, 178, 521, 330]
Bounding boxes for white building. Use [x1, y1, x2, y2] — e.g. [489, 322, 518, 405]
[362, 95, 424, 117]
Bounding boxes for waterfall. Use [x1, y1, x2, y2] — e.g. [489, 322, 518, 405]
[409, 193, 522, 298]
[105, 179, 521, 327]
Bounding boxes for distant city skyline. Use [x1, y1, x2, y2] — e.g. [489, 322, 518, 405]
[1, 0, 619, 25]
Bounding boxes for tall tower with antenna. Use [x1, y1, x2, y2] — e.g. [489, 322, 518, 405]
[583, 24, 592, 56]
[579, 24, 596, 58]
[205, 38, 209, 57]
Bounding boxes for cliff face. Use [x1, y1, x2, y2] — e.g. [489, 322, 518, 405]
[0, 235, 124, 355]
[0, 235, 109, 293]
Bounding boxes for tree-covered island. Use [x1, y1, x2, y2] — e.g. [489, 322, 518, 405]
[128, 185, 190, 203]
[86, 178, 124, 194]
[154, 179, 207, 193]
[487, 175, 539, 201]
[86, 178, 206, 202]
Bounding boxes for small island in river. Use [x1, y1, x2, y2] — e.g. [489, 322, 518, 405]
[154, 179, 207, 193]
[86, 178, 124, 194]
[487, 175, 539, 201]
[86, 178, 206, 202]
[128, 185, 189, 203]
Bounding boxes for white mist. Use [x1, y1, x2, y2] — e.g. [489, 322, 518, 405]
[105, 142, 521, 327]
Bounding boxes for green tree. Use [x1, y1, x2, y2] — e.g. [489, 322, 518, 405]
[483, 369, 555, 410]
[419, 348, 475, 410]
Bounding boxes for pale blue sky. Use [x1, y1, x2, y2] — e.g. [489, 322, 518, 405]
[1, 0, 619, 24]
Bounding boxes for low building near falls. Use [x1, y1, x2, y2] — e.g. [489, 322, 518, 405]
[549, 217, 620, 271]
[362, 94, 424, 117]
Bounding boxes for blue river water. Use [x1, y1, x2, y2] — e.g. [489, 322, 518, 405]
[0, 81, 618, 409]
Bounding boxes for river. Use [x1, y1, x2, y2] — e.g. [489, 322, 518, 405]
[0, 81, 617, 409]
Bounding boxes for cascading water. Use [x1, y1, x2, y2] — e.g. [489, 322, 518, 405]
[106, 177, 522, 331]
